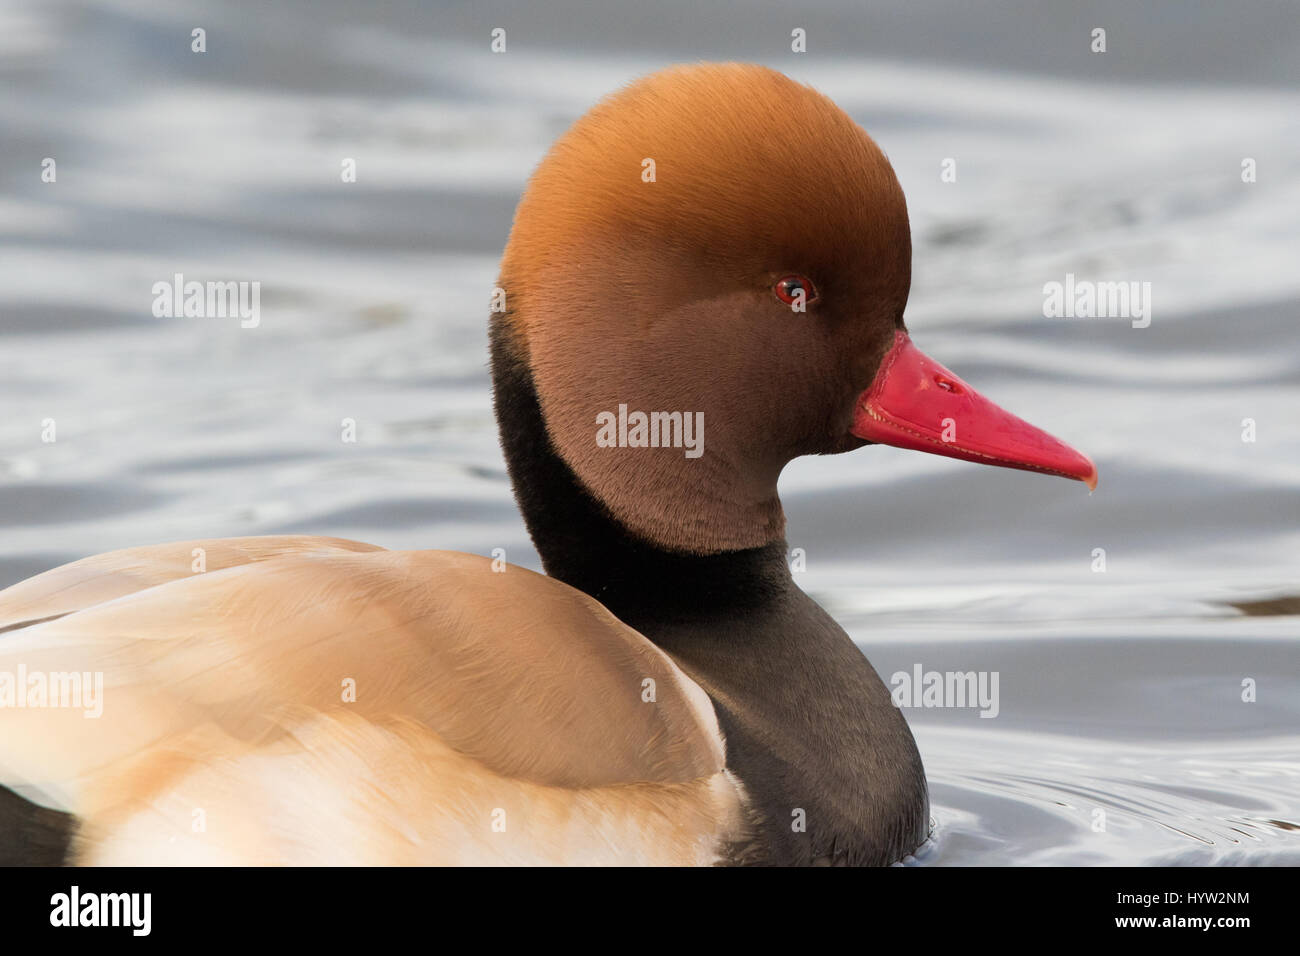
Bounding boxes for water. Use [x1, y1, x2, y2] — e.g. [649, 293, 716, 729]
[1, 0, 1297, 864]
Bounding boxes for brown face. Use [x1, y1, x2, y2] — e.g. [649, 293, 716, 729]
[497, 64, 915, 554]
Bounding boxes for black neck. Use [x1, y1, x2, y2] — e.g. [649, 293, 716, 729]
[490, 313, 929, 866]
[489, 315, 792, 631]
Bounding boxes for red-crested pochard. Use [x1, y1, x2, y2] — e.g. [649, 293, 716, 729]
[0, 63, 1094, 866]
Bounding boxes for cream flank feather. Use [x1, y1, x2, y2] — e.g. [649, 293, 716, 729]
[0, 537, 746, 865]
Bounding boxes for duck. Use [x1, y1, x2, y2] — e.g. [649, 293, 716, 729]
[0, 62, 1095, 867]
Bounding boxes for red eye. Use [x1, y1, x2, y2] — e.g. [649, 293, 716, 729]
[774, 275, 817, 308]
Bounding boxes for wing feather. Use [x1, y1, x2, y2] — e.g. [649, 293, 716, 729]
[0, 535, 383, 632]
[0, 546, 733, 863]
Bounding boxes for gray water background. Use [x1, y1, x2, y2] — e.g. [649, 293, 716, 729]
[1, 0, 1298, 864]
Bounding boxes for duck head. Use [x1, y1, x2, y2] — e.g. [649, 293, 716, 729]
[496, 63, 1095, 556]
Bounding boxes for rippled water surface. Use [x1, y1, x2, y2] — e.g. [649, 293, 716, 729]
[2, 0, 1298, 864]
